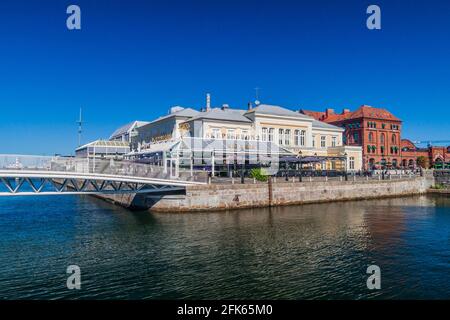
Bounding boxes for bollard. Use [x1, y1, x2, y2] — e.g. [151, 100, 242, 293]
[325, 176, 328, 182]
[340, 176, 343, 182]
[232, 177, 235, 184]
[309, 176, 312, 182]
[253, 177, 256, 184]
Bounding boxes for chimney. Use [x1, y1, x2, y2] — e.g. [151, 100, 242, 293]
[248, 102, 253, 110]
[206, 93, 211, 112]
[342, 108, 350, 114]
[325, 108, 335, 117]
[221, 103, 229, 110]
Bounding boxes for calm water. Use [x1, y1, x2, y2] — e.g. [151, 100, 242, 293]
[0, 194, 450, 300]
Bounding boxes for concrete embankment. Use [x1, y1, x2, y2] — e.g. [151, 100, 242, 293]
[97, 175, 436, 212]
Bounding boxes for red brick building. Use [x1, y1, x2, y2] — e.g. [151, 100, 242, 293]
[401, 139, 450, 169]
[301, 105, 449, 170]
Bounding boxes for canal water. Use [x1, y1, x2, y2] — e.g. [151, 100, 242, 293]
[0, 194, 449, 299]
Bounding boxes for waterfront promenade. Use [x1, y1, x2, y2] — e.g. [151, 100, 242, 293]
[100, 172, 437, 212]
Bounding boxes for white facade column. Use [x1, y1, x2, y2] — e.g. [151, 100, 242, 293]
[163, 152, 167, 174]
[211, 150, 215, 176]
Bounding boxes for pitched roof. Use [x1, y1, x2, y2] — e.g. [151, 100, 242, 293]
[246, 104, 313, 120]
[302, 105, 401, 123]
[110, 121, 149, 139]
[76, 140, 130, 151]
[311, 119, 344, 131]
[300, 110, 326, 121]
[186, 107, 252, 123]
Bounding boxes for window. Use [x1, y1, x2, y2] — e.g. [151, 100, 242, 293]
[349, 157, 355, 170]
[320, 136, 326, 148]
[278, 129, 284, 145]
[285, 129, 291, 146]
[300, 130, 306, 146]
[331, 136, 337, 147]
[211, 128, 220, 139]
[261, 128, 268, 141]
[226, 129, 235, 140]
[368, 132, 373, 142]
[268, 128, 274, 142]
[241, 130, 249, 140]
[312, 135, 316, 147]
[391, 133, 397, 144]
[353, 132, 359, 144]
[380, 133, 385, 145]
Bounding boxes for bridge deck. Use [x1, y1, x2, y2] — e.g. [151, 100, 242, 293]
[0, 170, 206, 196]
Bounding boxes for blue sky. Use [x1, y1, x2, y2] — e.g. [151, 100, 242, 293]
[0, 0, 449, 155]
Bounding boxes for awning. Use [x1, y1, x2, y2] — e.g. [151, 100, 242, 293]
[280, 155, 346, 163]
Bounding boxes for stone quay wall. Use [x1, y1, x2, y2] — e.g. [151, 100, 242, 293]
[132, 175, 434, 212]
[434, 170, 450, 188]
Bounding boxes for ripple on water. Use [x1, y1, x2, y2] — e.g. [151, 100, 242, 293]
[0, 195, 449, 299]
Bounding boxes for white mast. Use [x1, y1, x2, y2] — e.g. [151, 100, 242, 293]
[77, 107, 83, 147]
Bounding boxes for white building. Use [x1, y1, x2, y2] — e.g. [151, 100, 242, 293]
[126, 100, 363, 172]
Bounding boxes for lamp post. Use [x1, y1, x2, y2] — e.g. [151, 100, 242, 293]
[298, 150, 303, 182]
[344, 152, 348, 181]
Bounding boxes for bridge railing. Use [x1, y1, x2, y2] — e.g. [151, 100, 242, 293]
[0, 155, 207, 183]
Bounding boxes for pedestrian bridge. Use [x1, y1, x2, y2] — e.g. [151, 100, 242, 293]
[0, 155, 206, 196]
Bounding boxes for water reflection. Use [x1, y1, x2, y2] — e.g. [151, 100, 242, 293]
[0, 195, 449, 299]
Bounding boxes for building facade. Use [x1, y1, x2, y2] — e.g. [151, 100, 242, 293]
[128, 101, 363, 172]
[302, 105, 404, 170]
[301, 105, 450, 170]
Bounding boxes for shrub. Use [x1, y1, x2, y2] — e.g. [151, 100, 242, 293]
[249, 168, 269, 182]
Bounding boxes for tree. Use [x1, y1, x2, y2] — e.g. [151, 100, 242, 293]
[416, 156, 429, 169]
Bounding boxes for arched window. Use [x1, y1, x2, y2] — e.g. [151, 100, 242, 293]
[380, 133, 385, 145]
[392, 134, 397, 144]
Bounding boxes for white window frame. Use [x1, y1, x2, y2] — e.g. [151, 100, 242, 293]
[320, 136, 326, 148]
[227, 129, 235, 140]
[349, 156, 355, 170]
[279, 129, 284, 145]
[261, 128, 268, 142]
[268, 128, 274, 142]
[211, 128, 220, 139]
[284, 129, 291, 146]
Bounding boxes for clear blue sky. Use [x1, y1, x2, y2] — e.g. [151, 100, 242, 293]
[1, 0, 449, 155]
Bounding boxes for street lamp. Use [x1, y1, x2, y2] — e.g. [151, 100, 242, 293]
[344, 152, 348, 181]
[297, 150, 303, 182]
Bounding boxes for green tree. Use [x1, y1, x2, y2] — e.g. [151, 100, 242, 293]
[416, 156, 429, 169]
